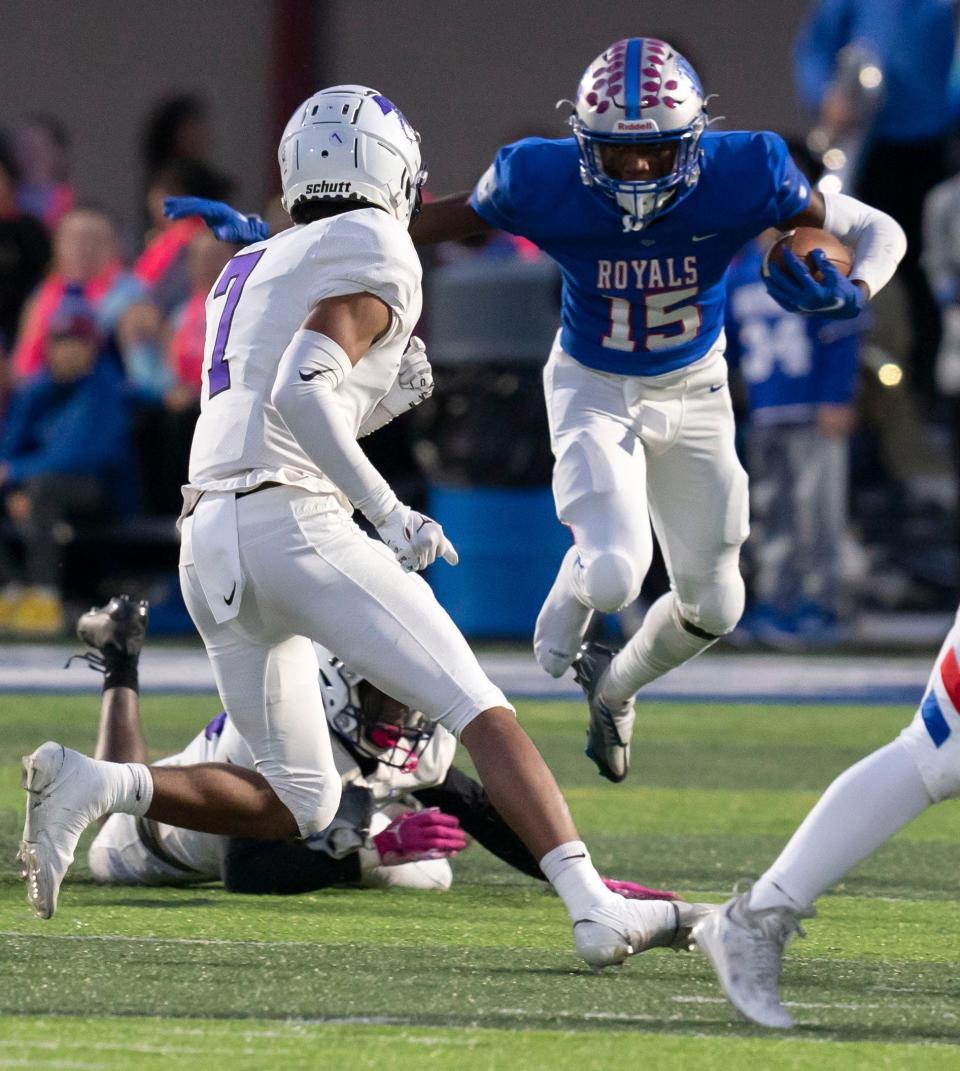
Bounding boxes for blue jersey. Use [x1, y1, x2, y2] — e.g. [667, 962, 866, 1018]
[725, 240, 861, 425]
[470, 131, 811, 376]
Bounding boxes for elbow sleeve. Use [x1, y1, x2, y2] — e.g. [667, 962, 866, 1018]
[822, 191, 907, 298]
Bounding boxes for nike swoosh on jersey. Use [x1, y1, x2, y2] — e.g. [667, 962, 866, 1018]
[299, 366, 338, 382]
[223, 582, 237, 606]
[709, 382, 727, 392]
[692, 233, 719, 242]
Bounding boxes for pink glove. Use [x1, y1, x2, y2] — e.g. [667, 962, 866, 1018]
[372, 808, 467, 866]
[601, 877, 683, 902]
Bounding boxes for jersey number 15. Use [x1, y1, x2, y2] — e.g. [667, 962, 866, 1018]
[602, 288, 701, 352]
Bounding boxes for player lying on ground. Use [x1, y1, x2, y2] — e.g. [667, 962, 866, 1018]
[78, 595, 676, 899]
[20, 85, 708, 974]
[693, 605, 960, 1028]
[169, 39, 907, 787]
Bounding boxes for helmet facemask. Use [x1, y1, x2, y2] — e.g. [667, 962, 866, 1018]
[326, 671, 433, 773]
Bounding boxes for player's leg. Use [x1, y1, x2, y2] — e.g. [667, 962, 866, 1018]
[600, 354, 748, 705]
[19, 508, 342, 917]
[74, 595, 151, 765]
[534, 343, 653, 678]
[255, 496, 706, 965]
[694, 613, 960, 1028]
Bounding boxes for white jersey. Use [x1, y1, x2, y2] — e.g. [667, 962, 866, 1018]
[135, 688, 457, 880]
[186, 207, 422, 499]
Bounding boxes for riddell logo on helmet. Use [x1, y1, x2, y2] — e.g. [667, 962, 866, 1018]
[305, 181, 352, 194]
[614, 119, 659, 133]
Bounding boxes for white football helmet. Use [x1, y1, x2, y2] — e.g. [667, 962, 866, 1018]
[278, 85, 427, 226]
[566, 38, 707, 227]
[315, 645, 433, 772]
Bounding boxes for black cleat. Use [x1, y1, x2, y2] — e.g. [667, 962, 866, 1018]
[76, 595, 149, 657]
[573, 642, 636, 783]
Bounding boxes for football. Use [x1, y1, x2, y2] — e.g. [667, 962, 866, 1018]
[766, 226, 853, 281]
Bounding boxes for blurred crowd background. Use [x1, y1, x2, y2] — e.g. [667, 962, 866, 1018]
[2, 0, 960, 649]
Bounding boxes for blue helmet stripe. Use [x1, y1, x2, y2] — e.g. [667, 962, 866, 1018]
[625, 39, 642, 119]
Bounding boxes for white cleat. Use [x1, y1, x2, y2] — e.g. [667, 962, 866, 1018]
[573, 642, 636, 783]
[574, 897, 714, 970]
[693, 890, 813, 1029]
[20, 742, 112, 919]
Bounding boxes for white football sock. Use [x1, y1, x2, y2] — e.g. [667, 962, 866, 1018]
[102, 760, 154, 818]
[750, 740, 932, 912]
[602, 592, 716, 703]
[540, 840, 614, 921]
[534, 548, 594, 678]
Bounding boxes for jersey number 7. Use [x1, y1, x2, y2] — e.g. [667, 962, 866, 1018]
[602, 288, 701, 352]
[208, 249, 265, 398]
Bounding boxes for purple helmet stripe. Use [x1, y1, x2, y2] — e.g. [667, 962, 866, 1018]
[625, 39, 642, 119]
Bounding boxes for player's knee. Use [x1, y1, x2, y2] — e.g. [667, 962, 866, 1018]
[898, 718, 960, 802]
[677, 572, 745, 637]
[581, 552, 642, 613]
[258, 760, 342, 838]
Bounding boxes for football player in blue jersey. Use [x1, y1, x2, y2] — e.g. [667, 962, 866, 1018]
[166, 39, 906, 785]
[409, 37, 905, 782]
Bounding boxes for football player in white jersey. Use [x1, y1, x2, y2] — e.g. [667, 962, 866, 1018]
[76, 596, 678, 899]
[20, 86, 708, 970]
[693, 605, 960, 1028]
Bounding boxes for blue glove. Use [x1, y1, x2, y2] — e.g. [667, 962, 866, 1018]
[764, 247, 866, 320]
[163, 196, 271, 245]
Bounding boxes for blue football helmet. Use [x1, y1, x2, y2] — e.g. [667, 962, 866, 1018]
[566, 38, 708, 228]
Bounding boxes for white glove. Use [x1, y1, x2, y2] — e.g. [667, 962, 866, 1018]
[358, 336, 434, 438]
[377, 504, 459, 572]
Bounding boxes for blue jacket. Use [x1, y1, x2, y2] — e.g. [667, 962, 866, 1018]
[725, 241, 861, 425]
[0, 358, 136, 509]
[794, 0, 956, 142]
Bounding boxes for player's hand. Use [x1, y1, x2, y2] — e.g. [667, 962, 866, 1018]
[377, 504, 459, 572]
[601, 877, 683, 901]
[764, 247, 866, 320]
[163, 196, 271, 245]
[395, 336, 433, 405]
[373, 808, 467, 865]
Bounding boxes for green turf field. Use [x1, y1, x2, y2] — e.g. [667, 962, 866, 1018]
[2, 692, 959, 1069]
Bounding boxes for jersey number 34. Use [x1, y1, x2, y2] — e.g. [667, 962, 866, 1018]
[602, 288, 701, 352]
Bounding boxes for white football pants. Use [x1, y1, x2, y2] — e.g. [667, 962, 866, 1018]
[180, 486, 510, 837]
[537, 334, 748, 670]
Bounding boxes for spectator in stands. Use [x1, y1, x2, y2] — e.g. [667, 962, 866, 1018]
[0, 134, 50, 370]
[141, 94, 210, 190]
[794, 0, 956, 400]
[725, 232, 863, 648]
[14, 114, 75, 233]
[0, 287, 133, 636]
[118, 160, 235, 408]
[136, 158, 234, 316]
[10, 205, 143, 381]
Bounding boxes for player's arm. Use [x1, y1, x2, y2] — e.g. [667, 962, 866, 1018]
[768, 188, 906, 317]
[412, 765, 545, 878]
[270, 293, 457, 571]
[408, 192, 493, 245]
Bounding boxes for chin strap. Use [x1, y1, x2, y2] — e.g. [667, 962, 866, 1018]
[622, 214, 646, 233]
